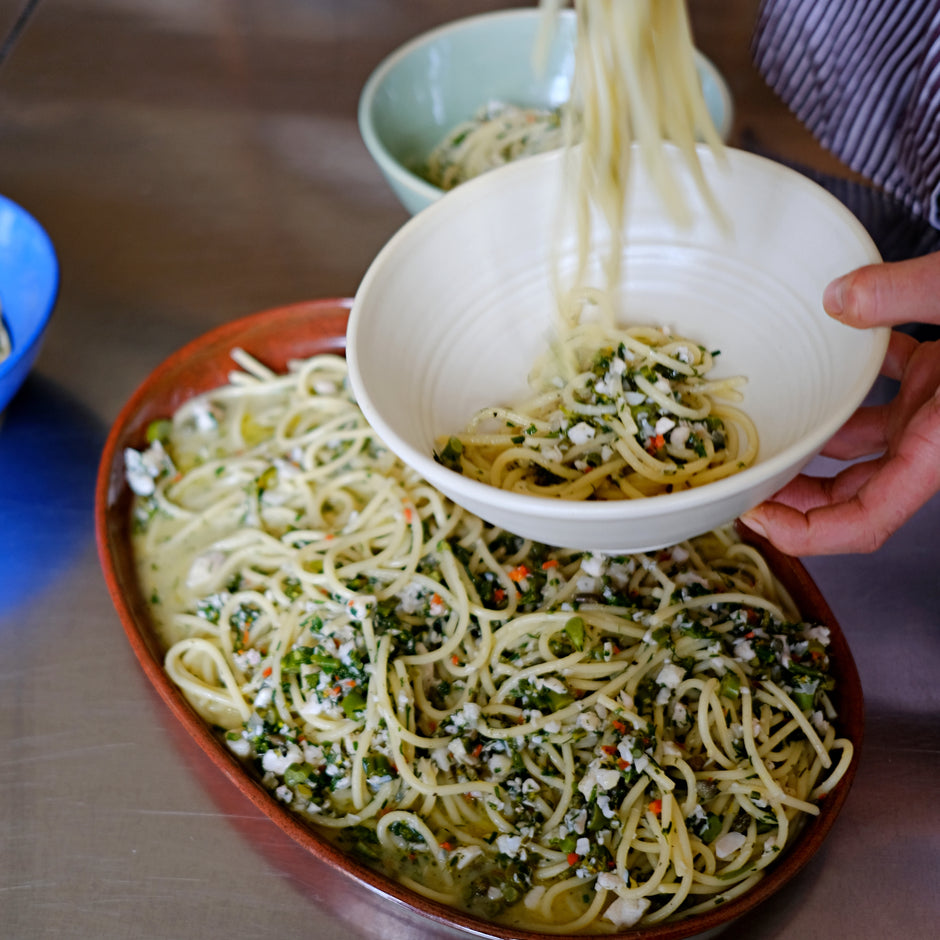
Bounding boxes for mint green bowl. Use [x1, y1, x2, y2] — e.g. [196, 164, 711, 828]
[358, 8, 734, 215]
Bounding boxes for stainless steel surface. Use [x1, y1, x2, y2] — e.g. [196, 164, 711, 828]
[1, 1, 937, 938]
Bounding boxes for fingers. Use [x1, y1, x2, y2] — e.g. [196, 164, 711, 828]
[741, 386, 940, 555]
[763, 459, 881, 513]
[819, 331, 929, 460]
[740, 460, 915, 555]
[740, 494, 888, 556]
[820, 406, 889, 460]
[881, 330, 920, 381]
[823, 251, 940, 329]
[763, 256, 940, 554]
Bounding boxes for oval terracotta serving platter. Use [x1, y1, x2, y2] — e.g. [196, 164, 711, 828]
[95, 298, 864, 940]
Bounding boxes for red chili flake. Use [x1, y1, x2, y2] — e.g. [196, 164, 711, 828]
[612, 720, 628, 734]
[541, 559, 559, 569]
[493, 588, 506, 602]
[617, 759, 630, 770]
[648, 799, 662, 815]
[601, 744, 617, 756]
[508, 565, 530, 582]
[262, 665, 273, 678]
[567, 852, 579, 867]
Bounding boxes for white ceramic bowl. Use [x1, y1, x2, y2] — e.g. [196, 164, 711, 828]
[359, 7, 734, 215]
[347, 145, 887, 553]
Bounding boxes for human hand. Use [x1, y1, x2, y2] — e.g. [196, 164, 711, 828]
[741, 251, 940, 555]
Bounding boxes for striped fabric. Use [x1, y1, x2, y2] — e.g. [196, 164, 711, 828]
[752, 0, 940, 228]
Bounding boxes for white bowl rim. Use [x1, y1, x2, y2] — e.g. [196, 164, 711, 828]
[358, 7, 735, 208]
[348, 145, 888, 533]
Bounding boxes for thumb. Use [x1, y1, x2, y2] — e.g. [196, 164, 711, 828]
[823, 251, 940, 329]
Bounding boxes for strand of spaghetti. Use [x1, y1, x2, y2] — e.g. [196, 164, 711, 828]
[740, 687, 797, 812]
[694, 678, 737, 770]
[491, 650, 588, 704]
[542, 742, 577, 831]
[543, 885, 610, 935]
[376, 810, 445, 859]
[811, 739, 854, 799]
[759, 679, 832, 768]
[651, 591, 788, 626]
[164, 638, 251, 727]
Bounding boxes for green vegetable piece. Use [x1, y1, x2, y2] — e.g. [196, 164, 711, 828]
[587, 801, 607, 832]
[719, 672, 741, 700]
[145, 418, 173, 444]
[698, 812, 723, 844]
[436, 436, 464, 471]
[256, 466, 277, 494]
[564, 616, 586, 651]
[342, 690, 367, 719]
[283, 762, 317, 787]
[546, 688, 574, 710]
[792, 689, 815, 711]
[362, 754, 393, 777]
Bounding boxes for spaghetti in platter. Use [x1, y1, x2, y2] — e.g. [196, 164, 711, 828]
[127, 351, 852, 934]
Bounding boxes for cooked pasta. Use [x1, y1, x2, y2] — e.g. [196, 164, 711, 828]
[438, 2, 747, 500]
[423, 101, 570, 191]
[435, 288, 756, 499]
[560, 0, 725, 289]
[128, 352, 850, 934]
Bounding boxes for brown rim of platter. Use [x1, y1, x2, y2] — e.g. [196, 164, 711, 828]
[95, 297, 864, 940]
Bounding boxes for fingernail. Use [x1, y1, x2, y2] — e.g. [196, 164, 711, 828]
[740, 510, 767, 539]
[823, 277, 845, 318]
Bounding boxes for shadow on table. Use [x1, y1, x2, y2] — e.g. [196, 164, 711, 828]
[0, 372, 105, 616]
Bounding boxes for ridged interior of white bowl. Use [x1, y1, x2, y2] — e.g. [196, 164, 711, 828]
[348, 146, 886, 551]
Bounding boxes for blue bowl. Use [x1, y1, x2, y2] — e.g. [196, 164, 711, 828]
[0, 195, 59, 413]
[359, 8, 734, 215]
